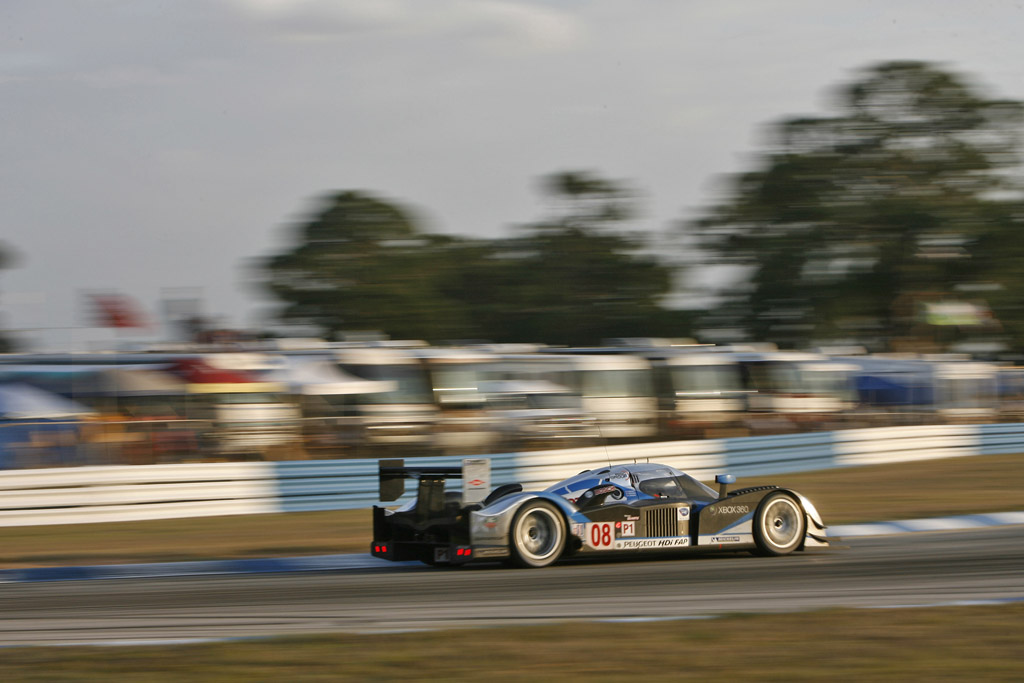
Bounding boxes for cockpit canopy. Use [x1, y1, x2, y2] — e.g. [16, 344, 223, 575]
[545, 463, 718, 504]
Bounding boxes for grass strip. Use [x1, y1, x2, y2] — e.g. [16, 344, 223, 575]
[0, 604, 1022, 681]
[742, 451, 1024, 524]
[1, 452, 1022, 568]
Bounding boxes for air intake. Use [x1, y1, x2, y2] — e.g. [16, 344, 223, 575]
[644, 506, 678, 538]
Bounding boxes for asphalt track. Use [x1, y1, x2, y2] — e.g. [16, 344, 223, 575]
[2, 526, 1023, 645]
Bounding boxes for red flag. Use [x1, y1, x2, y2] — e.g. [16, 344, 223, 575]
[90, 294, 148, 329]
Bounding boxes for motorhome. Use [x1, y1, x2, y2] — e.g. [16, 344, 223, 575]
[478, 378, 599, 450]
[843, 354, 998, 424]
[0, 351, 302, 459]
[408, 347, 500, 455]
[333, 346, 439, 451]
[649, 351, 748, 439]
[723, 350, 859, 432]
[486, 352, 658, 441]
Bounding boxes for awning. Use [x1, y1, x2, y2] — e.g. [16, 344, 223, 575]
[169, 358, 286, 394]
[261, 357, 396, 396]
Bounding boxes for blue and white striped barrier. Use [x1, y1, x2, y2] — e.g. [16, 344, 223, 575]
[1, 423, 1022, 527]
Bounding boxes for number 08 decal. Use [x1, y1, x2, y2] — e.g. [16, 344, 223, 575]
[586, 522, 614, 549]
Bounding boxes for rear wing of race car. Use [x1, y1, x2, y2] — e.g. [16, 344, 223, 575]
[378, 458, 491, 511]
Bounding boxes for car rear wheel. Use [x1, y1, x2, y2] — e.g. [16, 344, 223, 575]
[509, 501, 566, 568]
[753, 493, 805, 556]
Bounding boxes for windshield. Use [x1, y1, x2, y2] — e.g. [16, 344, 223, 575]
[214, 392, 287, 404]
[529, 393, 581, 410]
[742, 362, 803, 394]
[578, 369, 653, 398]
[487, 392, 581, 411]
[801, 368, 855, 400]
[939, 376, 995, 409]
[634, 471, 717, 502]
[430, 366, 487, 407]
[670, 364, 742, 395]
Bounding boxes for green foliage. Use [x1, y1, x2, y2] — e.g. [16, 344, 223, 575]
[261, 176, 684, 345]
[0, 240, 18, 352]
[264, 191, 474, 341]
[445, 227, 674, 346]
[690, 61, 1024, 350]
[443, 171, 679, 345]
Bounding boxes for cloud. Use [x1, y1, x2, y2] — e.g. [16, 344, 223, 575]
[223, 0, 585, 52]
[225, 0, 405, 26]
[0, 51, 55, 84]
[468, 1, 585, 53]
[73, 65, 186, 89]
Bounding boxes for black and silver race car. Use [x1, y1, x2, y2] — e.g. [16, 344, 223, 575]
[371, 458, 828, 568]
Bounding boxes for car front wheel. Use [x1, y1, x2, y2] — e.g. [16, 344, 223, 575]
[753, 493, 805, 556]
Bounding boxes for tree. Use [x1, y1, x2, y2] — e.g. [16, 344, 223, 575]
[0, 241, 19, 352]
[689, 61, 1024, 351]
[441, 171, 682, 346]
[260, 174, 687, 345]
[262, 191, 476, 341]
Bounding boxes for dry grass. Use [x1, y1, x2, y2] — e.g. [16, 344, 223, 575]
[1, 453, 1022, 568]
[1, 604, 1022, 681]
[741, 452, 1024, 524]
[0, 509, 369, 568]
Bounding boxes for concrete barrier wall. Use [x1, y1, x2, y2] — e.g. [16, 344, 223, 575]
[2, 423, 1021, 527]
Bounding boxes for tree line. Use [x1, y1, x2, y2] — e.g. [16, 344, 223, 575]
[263, 62, 1024, 354]
[261, 170, 690, 347]
[6, 61, 1024, 355]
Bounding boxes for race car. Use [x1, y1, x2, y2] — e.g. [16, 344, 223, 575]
[370, 458, 829, 568]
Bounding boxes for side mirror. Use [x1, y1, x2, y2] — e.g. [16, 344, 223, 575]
[715, 474, 736, 499]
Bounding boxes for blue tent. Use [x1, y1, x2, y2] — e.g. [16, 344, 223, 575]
[855, 374, 933, 407]
[0, 384, 92, 469]
[0, 383, 95, 419]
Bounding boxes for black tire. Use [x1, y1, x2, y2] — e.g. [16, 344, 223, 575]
[509, 501, 566, 568]
[753, 493, 805, 556]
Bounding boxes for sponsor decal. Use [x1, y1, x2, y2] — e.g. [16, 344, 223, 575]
[572, 523, 586, 539]
[625, 514, 640, 521]
[474, 547, 507, 558]
[615, 537, 690, 550]
[462, 459, 490, 505]
[678, 507, 690, 520]
[474, 516, 502, 539]
[592, 485, 617, 496]
[712, 536, 741, 544]
[620, 521, 636, 537]
[586, 522, 615, 549]
[707, 504, 750, 516]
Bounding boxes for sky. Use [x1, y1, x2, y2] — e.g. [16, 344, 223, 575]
[3, 0, 1024, 350]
